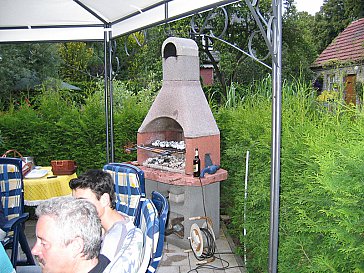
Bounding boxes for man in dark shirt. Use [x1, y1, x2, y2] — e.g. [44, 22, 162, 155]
[31, 196, 110, 273]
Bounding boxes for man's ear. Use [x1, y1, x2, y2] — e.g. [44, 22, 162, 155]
[100, 193, 110, 208]
[70, 237, 84, 258]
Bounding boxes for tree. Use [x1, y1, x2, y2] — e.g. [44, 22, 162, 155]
[110, 20, 192, 93]
[109, 0, 319, 99]
[0, 43, 60, 109]
[313, 0, 363, 53]
[114, 28, 164, 84]
[190, 0, 273, 94]
[192, 0, 318, 89]
[282, 1, 318, 81]
[58, 42, 97, 82]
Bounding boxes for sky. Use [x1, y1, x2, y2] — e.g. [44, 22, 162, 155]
[294, 0, 324, 15]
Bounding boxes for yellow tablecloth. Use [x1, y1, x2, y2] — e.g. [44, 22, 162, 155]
[24, 166, 77, 206]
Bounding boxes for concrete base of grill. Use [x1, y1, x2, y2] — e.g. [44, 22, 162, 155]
[143, 167, 226, 249]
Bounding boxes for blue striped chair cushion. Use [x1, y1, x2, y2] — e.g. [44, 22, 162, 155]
[0, 164, 22, 222]
[137, 199, 159, 273]
[104, 166, 144, 223]
[104, 163, 145, 223]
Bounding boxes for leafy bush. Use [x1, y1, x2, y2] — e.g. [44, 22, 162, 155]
[0, 75, 363, 272]
[316, 90, 339, 102]
[217, 77, 364, 272]
[0, 80, 153, 173]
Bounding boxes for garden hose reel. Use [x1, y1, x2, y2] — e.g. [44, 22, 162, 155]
[188, 216, 216, 263]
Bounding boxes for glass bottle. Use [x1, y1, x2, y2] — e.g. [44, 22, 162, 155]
[193, 148, 200, 177]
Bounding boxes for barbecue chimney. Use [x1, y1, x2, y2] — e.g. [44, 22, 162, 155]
[137, 37, 220, 174]
[136, 37, 227, 248]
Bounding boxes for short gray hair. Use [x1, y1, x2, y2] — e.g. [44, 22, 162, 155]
[35, 196, 102, 259]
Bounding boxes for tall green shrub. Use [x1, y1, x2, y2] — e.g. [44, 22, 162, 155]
[217, 77, 364, 272]
[0, 80, 153, 172]
[217, 85, 273, 272]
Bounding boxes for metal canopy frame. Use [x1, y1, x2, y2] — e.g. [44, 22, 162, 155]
[186, 1, 282, 271]
[0, 1, 282, 272]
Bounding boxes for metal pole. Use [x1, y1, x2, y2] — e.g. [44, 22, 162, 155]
[108, 31, 115, 162]
[268, 0, 282, 272]
[104, 29, 110, 163]
[243, 150, 250, 267]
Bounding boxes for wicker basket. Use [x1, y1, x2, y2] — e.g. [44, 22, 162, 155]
[2, 149, 32, 176]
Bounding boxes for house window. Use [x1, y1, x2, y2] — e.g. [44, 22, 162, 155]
[328, 74, 337, 91]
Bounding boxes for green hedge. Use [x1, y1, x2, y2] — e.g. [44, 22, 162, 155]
[0, 77, 363, 272]
[217, 78, 364, 272]
[0, 80, 153, 173]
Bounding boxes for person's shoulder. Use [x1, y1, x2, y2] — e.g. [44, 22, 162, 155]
[116, 212, 135, 230]
[101, 221, 128, 260]
[102, 228, 144, 273]
[107, 220, 127, 235]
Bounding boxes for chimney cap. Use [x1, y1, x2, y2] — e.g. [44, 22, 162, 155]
[162, 37, 198, 58]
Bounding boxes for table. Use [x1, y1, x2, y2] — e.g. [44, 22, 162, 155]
[24, 167, 77, 206]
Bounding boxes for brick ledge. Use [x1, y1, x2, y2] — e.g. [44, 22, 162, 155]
[137, 165, 228, 186]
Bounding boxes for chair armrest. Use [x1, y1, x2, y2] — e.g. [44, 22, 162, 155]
[1, 213, 29, 232]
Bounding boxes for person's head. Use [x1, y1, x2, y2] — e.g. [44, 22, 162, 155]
[31, 196, 102, 273]
[69, 169, 115, 217]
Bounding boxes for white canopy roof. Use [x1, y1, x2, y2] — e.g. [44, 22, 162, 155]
[0, 0, 238, 43]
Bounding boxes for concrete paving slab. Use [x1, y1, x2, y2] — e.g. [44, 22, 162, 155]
[156, 265, 181, 273]
[180, 265, 192, 272]
[215, 238, 232, 252]
[160, 252, 190, 266]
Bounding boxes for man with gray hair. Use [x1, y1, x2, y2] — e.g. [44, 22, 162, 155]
[31, 196, 110, 273]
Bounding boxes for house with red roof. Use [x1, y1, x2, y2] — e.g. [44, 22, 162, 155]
[311, 18, 364, 105]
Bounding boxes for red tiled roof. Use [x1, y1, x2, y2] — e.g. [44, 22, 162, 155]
[312, 18, 364, 67]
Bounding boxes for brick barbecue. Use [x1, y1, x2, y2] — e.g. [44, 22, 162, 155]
[136, 37, 227, 247]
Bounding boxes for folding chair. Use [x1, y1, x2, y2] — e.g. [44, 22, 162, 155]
[137, 198, 159, 273]
[103, 163, 146, 224]
[148, 191, 169, 272]
[103, 163, 168, 272]
[0, 157, 35, 267]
